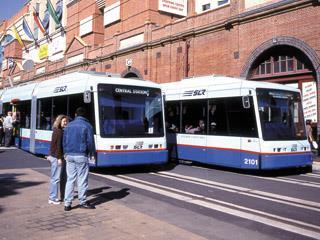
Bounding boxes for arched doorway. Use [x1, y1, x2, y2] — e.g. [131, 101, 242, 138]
[121, 67, 143, 79]
[123, 72, 139, 79]
[241, 37, 320, 142]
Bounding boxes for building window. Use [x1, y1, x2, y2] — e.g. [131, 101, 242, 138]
[218, 0, 229, 6]
[202, 4, 210, 11]
[253, 54, 310, 78]
[196, 0, 230, 13]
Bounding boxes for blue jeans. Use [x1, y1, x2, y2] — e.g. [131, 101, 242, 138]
[64, 155, 89, 206]
[48, 156, 62, 201]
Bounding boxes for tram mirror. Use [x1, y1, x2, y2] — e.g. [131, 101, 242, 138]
[83, 91, 91, 103]
[242, 96, 250, 109]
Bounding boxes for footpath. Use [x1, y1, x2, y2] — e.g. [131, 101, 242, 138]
[0, 148, 205, 240]
[0, 148, 319, 240]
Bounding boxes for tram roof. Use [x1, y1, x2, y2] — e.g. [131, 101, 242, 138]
[161, 75, 299, 92]
[0, 71, 161, 101]
[1, 82, 38, 103]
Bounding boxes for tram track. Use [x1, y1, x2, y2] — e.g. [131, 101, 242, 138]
[92, 172, 320, 239]
[245, 174, 320, 188]
[151, 171, 320, 211]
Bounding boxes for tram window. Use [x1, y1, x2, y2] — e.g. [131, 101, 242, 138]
[181, 100, 207, 134]
[52, 96, 67, 120]
[2, 103, 11, 115]
[225, 97, 258, 137]
[68, 93, 95, 133]
[37, 98, 52, 130]
[15, 100, 31, 128]
[98, 84, 163, 137]
[208, 99, 227, 135]
[165, 101, 180, 133]
[68, 94, 80, 120]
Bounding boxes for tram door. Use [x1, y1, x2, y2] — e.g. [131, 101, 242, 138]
[29, 95, 37, 153]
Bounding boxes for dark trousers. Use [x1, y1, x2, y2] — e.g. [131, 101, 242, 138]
[60, 160, 67, 201]
[0, 128, 4, 146]
[4, 128, 13, 147]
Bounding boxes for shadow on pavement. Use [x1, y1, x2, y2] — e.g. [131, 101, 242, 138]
[86, 188, 130, 206]
[0, 173, 45, 215]
[91, 162, 177, 175]
[0, 173, 45, 198]
[72, 187, 130, 208]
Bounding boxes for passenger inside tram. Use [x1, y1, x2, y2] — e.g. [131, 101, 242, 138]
[185, 119, 205, 134]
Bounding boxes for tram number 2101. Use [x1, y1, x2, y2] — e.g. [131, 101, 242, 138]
[244, 158, 258, 166]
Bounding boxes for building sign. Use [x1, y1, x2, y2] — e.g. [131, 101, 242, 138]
[302, 81, 317, 122]
[158, 0, 187, 17]
[38, 44, 49, 60]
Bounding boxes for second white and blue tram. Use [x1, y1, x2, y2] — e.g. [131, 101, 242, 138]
[162, 75, 312, 170]
[0, 71, 167, 167]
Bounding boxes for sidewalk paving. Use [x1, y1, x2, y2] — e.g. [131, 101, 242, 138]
[0, 148, 319, 240]
[312, 156, 320, 171]
[0, 152, 205, 240]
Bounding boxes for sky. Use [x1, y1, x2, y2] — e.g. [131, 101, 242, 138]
[0, 0, 28, 22]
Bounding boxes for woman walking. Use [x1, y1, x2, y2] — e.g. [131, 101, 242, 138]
[48, 115, 68, 204]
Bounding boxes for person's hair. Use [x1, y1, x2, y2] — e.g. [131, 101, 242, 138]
[53, 115, 68, 129]
[306, 119, 312, 125]
[76, 107, 86, 117]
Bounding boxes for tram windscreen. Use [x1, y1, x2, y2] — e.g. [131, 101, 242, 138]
[98, 84, 164, 137]
[257, 88, 306, 140]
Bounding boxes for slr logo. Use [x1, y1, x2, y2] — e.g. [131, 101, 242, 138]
[134, 141, 144, 149]
[183, 89, 206, 97]
[53, 86, 67, 93]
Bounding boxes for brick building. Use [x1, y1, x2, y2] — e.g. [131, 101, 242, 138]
[0, 0, 320, 131]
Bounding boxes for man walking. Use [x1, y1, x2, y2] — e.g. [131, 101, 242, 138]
[63, 107, 96, 211]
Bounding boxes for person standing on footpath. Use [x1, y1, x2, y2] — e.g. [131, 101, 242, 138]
[0, 115, 4, 146]
[3, 111, 14, 147]
[63, 107, 96, 211]
[48, 115, 69, 205]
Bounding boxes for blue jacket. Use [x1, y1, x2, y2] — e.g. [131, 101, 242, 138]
[63, 116, 95, 157]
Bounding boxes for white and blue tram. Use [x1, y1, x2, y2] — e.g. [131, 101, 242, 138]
[0, 71, 167, 167]
[162, 75, 312, 170]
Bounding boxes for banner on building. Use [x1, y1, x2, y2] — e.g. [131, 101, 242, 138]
[158, 0, 187, 17]
[38, 44, 49, 60]
[302, 81, 317, 122]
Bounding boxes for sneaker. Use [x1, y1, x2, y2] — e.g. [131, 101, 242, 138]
[48, 199, 61, 205]
[64, 205, 72, 211]
[79, 203, 95, 209]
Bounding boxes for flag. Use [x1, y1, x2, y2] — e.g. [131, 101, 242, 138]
[12, 25, 24, 47]
[33, 10, 46, 34]
[22, 17, 35, 40]
[47, 0, 60, 26]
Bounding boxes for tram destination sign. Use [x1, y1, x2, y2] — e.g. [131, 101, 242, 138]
[115, 87, 150, 96]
